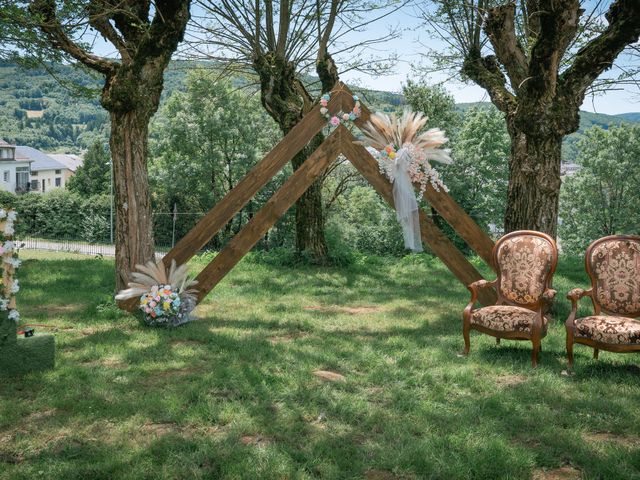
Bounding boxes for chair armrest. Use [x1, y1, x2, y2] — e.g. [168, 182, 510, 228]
[464, 279, 496, 315]
[468, 279, 496, 292]
[565, 288, 593, 327]
[542, 289, 557, 301]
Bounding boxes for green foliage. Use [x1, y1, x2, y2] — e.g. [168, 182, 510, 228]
[12, 190, 110, 238]
[402, 79, 461, 134]
[149, 70, 281, 248]
[325, 185, 405, 256]
[67, 140, 110, 196]
[80, 214, 110, 243]
[446, 106, 510, 234]
[559, 124, 640, 255]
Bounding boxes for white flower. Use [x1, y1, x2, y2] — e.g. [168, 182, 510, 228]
[0, 209, 6, 219]
[10, 279, 19, 294]
[4, 224, 14, 236]
[3, 256, 21, 268]
[8, 309, 19, 322]
[4, 240, 14, 252]
[0, 298, 8, 311]
[7, 210, 17, 221]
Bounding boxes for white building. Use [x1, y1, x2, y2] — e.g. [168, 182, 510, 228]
[14, 147, 82, 193]
[0, 139, 32, 194]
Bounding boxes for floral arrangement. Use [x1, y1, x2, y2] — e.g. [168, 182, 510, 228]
[0, 208, 21, 322]
[320, 93, 361, 127]
[359, 109, 453, 252]
[115, 259, 198, 327]
[361, 110, 452, 198]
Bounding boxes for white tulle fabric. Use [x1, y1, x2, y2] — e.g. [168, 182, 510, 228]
[392, 148, 423, 252]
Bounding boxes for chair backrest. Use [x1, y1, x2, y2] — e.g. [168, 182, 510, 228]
[494, 230, 558, 309]
[586, 235, 640, 317]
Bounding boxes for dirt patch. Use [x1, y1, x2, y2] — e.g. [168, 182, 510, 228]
[29, 304, 85, 315]
[495, 374, 526, 388]
[240, 435, 272, 447]
[532, 466, 581, 480]
[268, 332, 311, 344]
[304, 305, 384, 315]
[364, 469, 399, 480]
[313, 370, 346, 382]
[140, 421, 178, 436]
[81, 357, 127, 369]
[583, 432, 640, 448]
[25, 408, 58, 423]
[170, 339, 205, 347]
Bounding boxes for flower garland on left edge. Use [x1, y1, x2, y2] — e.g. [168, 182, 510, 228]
[320, 93, 361, 127]
[0, 208, 21, 322]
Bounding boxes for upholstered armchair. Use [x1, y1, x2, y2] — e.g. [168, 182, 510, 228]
[565, 235, 640, 368]
[463, 230, 558, 367]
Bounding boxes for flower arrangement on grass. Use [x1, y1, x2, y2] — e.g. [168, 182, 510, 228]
[115, 260, 198, 327]
[0, 208, 21, 322]
[320, 93, 361, 127]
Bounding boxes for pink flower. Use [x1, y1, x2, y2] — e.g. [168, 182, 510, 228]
[0, 247, 4, 256]
[320, 98, 328, 107]
[330, 116, 340, 126]
[342, 113, 350, 121]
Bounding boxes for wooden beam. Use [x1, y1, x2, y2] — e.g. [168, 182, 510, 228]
[192, 127, 343, 302]
[340, 132, 497, 306]
[341, 82, 496, 270]
[120, 85, 345, 311]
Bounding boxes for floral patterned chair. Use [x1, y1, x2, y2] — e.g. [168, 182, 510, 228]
[463, 230, 558, 367]
[565, 235, 640, 368]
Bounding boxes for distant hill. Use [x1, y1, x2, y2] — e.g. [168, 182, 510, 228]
[0, 60, 637, 159]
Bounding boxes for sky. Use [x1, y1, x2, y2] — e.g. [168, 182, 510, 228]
[88, 2, 639, 115]
[334, 4, 640, 115]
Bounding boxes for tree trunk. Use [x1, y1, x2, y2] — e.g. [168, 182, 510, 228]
[109, 109, 155, 291]
[253, 54, 329, 262]
[292, 133, 328, 261]
[504, 125, 563, 237]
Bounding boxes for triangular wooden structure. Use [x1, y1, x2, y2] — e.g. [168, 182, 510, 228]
[121, 82, 497, 311]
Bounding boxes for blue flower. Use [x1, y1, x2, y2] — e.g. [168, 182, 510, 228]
[353, 95, 359, 101]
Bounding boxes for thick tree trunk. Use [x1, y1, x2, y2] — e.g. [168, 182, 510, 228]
[109, 109, 155, 291]
[292, 133, 328, 261]
[253, 54, 329, 262]
[504, 126, 563, 237]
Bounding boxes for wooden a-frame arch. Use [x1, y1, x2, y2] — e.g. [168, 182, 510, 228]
[121, 82, 498, 311]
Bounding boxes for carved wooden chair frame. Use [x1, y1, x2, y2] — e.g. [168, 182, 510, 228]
[565, 234, 640, 368]
[463, 230, 558, 367]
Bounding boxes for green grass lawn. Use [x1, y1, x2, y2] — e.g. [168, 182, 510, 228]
[1, 250, 639, 479]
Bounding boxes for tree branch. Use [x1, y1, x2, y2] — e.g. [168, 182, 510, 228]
[29, 0, 119, 75]
[559, 0, 640, 101]
[484, 3, 528, 89]
[462, 49, 516, 113]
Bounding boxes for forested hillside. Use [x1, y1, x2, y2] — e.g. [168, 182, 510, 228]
[0, 60, 637, 157]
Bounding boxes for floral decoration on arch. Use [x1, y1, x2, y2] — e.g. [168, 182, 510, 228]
[320, 93, 361, 127]
[0, 208, 21, 322]
[358, 109, 452, 252]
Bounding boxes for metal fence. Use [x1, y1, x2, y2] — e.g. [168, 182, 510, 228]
[20, 236, 170, 259]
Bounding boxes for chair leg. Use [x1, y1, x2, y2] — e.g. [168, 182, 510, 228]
[531, 337, 541, 368]
[565, 325, 574, 370]
[463, 323, 470, 355]
[593, 348, 599, 360]
[496, 338, 501, 345]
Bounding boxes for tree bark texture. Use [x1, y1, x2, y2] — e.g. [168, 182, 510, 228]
[253, 52, 337, 262]
[504, 126, 562, 236]
[109, 109, 155, 290]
